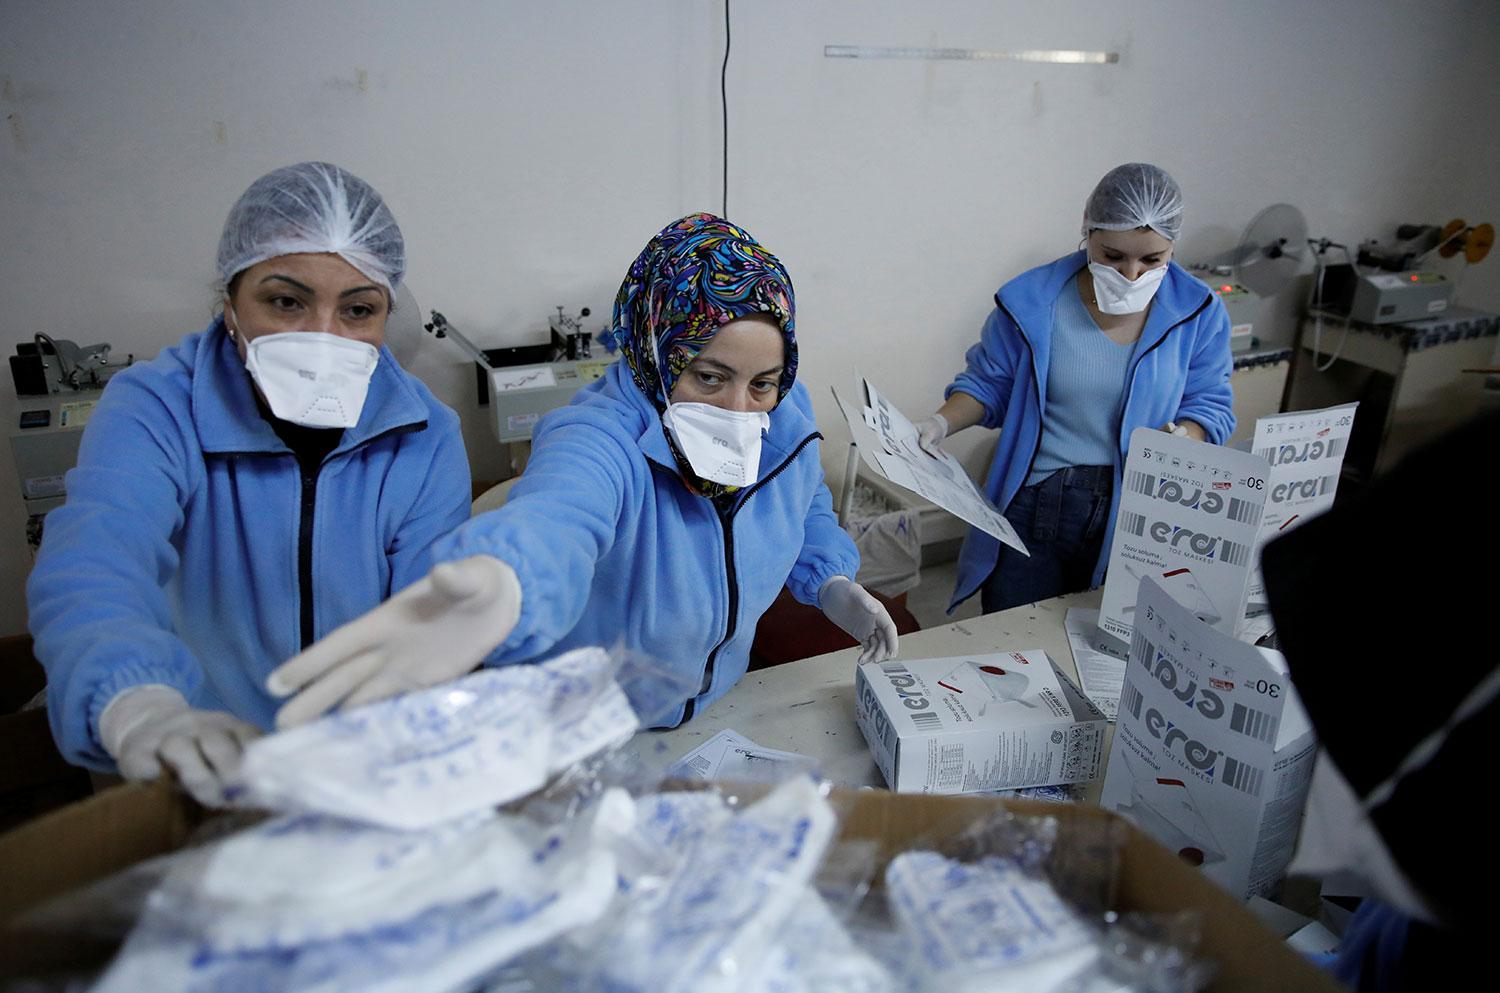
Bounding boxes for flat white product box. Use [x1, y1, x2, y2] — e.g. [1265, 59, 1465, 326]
[1100, 578, 1317, 900]
[1098, 428, 1270, 651]
[855, 651, 1107, 794]
[1242, 403, 1358, 613]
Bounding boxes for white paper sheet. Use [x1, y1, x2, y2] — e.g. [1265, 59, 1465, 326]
[1063, 608, 1125, 722]
[666, 729, 819, 782]
[832, 379, 1028, 555]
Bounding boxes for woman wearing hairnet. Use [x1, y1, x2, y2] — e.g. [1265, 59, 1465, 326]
[265, 213, 897, 729]
[26, 163, 471, 804]
[916, 163, 1234, 613]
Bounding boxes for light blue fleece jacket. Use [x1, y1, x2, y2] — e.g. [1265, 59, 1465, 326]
[428, 360, 859, 728]
[945, 251, 1235, 609]
[27, 320, 472, 770]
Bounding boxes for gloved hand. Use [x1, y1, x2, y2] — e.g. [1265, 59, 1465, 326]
[267, 555, 523, 729]
[99, 684, 261, 807]
[819, 576, 899, 663]
[1162, 421, 1190, 438]
[915, 413, 949, 457]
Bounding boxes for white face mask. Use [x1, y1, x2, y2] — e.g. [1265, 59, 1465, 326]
[1088, 259, 1168, 315]
[1289, 751, 1437, 922]
[241, 331, 379, 429]
[661, 401, 769, 487]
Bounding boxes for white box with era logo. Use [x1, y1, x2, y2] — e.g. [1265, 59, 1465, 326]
[1100, 578, 1317, 899]
[1242, 403, 1358, 616]
[855, 651, 1107, 794]
[1098, 428, 1271, 652]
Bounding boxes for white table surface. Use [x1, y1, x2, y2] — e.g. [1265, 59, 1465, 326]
[625, 587, 1112, 801]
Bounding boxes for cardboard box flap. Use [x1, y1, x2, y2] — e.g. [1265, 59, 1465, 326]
[0, 781, 204, 923]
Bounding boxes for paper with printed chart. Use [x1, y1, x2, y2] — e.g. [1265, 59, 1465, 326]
[1099, 578, 1317, 899]
[832, 378, 1028, 555]
[1098, 428, 1270, 651]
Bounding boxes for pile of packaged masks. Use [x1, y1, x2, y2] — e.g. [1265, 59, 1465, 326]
[22, 647, 1213, 993]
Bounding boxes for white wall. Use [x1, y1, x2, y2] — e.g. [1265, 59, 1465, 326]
[2, 0, 1496, 636]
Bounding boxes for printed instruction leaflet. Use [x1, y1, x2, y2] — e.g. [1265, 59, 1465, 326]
[832, 377, 1028, 556]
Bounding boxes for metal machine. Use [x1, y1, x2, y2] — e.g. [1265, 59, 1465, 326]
[8, 334, 134, 548]
[1189, 203, 1309, 352]
[1319, 219, 1493, 324]
[423, 309, 616, 444]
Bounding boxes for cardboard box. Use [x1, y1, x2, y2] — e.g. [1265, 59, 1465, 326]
[0, 780, 1345, 992]
[856, 651, 1108, 794]
[1100, 578, 1318, 901]
[0, 708, 93, 833]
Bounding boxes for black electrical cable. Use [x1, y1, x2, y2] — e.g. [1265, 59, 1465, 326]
[721, 0, 730, 218]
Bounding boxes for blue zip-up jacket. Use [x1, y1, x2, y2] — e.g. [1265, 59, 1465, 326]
[429, 360, 859, 728]
[27, 320, 471, 770]
[946, 251, 1235, 609]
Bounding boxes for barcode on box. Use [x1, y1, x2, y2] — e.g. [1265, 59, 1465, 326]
[1230, 702, 1278, 744]
[1222, 754, 1264, 797]
[1121, 680, 1144, 720]
[1130, 631, 1156, 666]
[910, 711, 941, 731]
[1226, 497, 1262, 525]
[1122, 511, 1147, 537]
[1218, 538, 1251, 567]
[1127, 470, 1156, 496]
[1327, 437, 1345, 459]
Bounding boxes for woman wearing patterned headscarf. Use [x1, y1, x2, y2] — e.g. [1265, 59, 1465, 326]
[267, 213, 897, 730]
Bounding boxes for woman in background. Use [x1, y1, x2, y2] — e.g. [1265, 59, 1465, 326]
[916, 163, 1235, 614]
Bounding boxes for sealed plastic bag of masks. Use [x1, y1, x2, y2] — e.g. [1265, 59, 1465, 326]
[86, 792, 632, 993]
[227, 644, 694, 830]
[492, 778, 893, 993]
[847, 807, 1212, 993]
[9, 645, 696, 991]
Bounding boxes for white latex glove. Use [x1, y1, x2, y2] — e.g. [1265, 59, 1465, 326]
[915, 413, 949, 457]
[99, 685, 261, 807]
[267, 555, 523, 729]
[819, 576, 899, 664]
[1163, 421, 1190, 438]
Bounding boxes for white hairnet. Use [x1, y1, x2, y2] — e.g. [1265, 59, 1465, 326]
[216, 162, 405, 292]
[1081, 163, 1184, 242]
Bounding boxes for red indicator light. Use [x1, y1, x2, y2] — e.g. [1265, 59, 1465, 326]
[1221, 284, 1232, 292]
[1410, 274, 1418, 281]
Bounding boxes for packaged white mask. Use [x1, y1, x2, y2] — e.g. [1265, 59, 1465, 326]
[661, 401, 769, 487]
[886, 850, 1098, 992]
[1088, 260, 1168, 315]
[242, 330, 379, 428]
[231, 647, 640, 830]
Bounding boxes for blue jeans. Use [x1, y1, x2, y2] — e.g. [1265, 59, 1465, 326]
[980, 465, 1113, 614]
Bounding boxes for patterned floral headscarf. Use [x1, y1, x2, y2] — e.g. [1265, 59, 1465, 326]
[611, 213, 797, 416]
